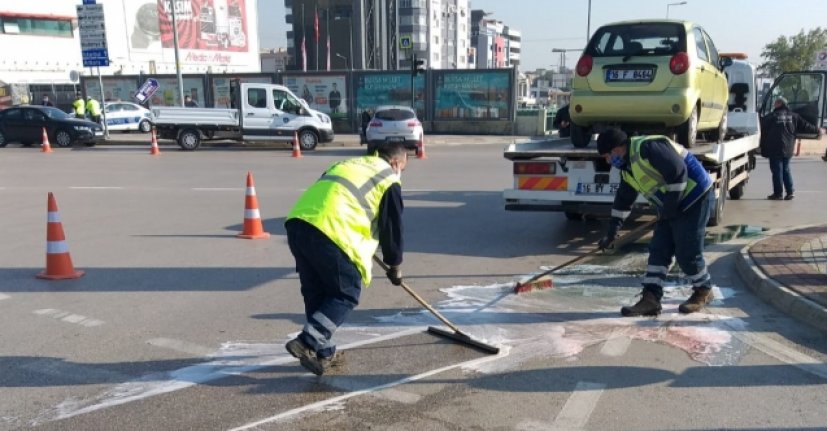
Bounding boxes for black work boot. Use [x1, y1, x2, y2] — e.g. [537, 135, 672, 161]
[678, 287, 714, 314]
[620, 291, 662, 316]
[286, 337, 325, 376]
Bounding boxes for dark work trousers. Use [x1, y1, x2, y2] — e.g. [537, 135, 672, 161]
[642, 190, 714, 300]
[285, 219, 362, 359]
[767, 157, 794, 196]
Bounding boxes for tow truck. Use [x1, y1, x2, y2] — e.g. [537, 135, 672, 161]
[503, 57, 826, 226]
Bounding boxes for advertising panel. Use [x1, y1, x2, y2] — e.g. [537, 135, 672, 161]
[148, 77, 207, 106]
[434, 70, 511, 120]
[83, 77, 140, 103]
[157, 0, 249, 52]
[355, 73, 425, 118]
[282, 75, 348, 117]
[211, 75, 272, 108]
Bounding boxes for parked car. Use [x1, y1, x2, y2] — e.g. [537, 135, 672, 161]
[364, 105, 424, 154]
[104, 101, 154, 133]
[0, 105, 103, 148]
[569, 20, 730, 148]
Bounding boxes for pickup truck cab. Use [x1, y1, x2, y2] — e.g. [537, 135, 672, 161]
[153, 83, 334, 151]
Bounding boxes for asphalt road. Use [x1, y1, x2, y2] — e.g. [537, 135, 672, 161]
[1, 143, 826, 430]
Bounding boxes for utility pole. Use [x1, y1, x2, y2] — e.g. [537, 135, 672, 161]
[170, 1, 185, 107]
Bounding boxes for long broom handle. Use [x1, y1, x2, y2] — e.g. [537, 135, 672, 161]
[372, 256, 462, 334]
[521, 218, 658, 285]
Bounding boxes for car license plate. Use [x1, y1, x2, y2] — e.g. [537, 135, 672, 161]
[605, 68, 654, 82]
[387, 137, 405, 143]
[576, 182, 620, 195]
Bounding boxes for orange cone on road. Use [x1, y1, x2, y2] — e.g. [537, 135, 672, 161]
[41, 127, 53, 153]
[149, 129, 161, 155]
[237, 171, 270, 239]
[37, 193, 84, 280]
[291, 131, 303, 158]
[416, 135, 427, 159]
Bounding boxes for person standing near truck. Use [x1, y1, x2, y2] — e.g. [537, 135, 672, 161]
[596, 128, 715, 317]
[86, 96, 102, 124]
[284, 142, 408, 376]
[759, 96, 821, 200]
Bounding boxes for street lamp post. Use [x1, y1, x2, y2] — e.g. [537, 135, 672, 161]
[334, 16, 353, 70]
[335, 53, 349, 70]
[169, 1, 185, 107]
[586, 0, 592, 42]
[666, 1, 687, 18]
[552, 48, 583, 89]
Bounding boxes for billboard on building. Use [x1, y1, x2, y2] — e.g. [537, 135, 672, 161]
[434, 70, 511, 120]
[122, 1, 259, 72]
[355, 73, 425, 118]
[282, 75, 348, 116]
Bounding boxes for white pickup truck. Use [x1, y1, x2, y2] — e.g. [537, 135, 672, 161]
[153, 83, 334, 151]
[503, 61, 826, 226]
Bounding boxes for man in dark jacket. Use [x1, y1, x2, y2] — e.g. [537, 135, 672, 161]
[284, 142, 408, 376]
[552, 104, 571, 137]
[759, 97, 821, 200]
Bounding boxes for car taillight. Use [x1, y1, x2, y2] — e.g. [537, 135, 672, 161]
[576, 55, 593, 77]
[513, 162, 556, 175]
[406, 121, 420, 127]
[369, 121, 383, 127]
[669, 52, 690, 75]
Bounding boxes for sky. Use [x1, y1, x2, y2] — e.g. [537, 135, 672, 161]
[257, 0, 827, 71]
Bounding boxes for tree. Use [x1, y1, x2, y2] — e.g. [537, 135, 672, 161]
[759, 27, 827, 77]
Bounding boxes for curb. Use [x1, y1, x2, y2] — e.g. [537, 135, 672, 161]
[736, 232, 827, 334]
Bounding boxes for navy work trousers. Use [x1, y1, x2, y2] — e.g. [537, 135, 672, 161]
[286, 219, 362, 359]
[643, 190, 714, 299]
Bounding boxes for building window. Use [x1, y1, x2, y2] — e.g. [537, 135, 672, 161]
[0, 16, 73, 37]
[434, 36, 439, 44]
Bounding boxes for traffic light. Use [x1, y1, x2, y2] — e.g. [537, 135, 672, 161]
[411, 55, 426, 77]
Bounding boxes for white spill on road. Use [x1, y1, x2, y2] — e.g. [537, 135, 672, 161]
[40, 260, 752, 425]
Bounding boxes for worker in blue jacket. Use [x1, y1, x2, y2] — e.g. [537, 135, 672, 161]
[597, 129, 715, 316]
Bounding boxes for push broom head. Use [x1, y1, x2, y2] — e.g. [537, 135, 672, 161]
[513, 275, 553, 294]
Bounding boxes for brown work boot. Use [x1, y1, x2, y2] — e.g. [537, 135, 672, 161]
[318, 351, 345, 369]
[286, 337, 324, 376]
[620, 291, 662, 316]
[678, 287, 714, 314]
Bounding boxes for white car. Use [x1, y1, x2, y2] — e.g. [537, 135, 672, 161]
[365, 105, 423, 154]
[104, 102, 154, 133]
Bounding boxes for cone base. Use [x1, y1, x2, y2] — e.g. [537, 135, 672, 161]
[42, 147, 54, 153]
[291, 152, 303, 158]
[237, 232, 271, 239]
[150, 148, 161, 155]
[37, 270, 85, 280]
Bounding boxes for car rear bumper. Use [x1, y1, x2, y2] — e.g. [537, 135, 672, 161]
[570, 88, 697, 127]
[368, 138, 420, 148]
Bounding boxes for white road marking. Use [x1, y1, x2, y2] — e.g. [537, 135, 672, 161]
[551, 381, 606, 430]
[599, 333, 631, 357]
[192, 188, 243, 191]
[33, 309, 104, 327]
[147, 338, 213, 357]
[0, 293, 10, 301]
[325, 377, 423, 404]
[228, 351, 506, 430]
[69, 186, 123, 190]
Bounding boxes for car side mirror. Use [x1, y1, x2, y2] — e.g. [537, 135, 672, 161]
[719, 56, 733, 70]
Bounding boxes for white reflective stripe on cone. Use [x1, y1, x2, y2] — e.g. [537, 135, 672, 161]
[46, 241, 69, 254]
[244, 209, 260, 219]
[47, 212, 61, 223]
[246, 187, 256, 196]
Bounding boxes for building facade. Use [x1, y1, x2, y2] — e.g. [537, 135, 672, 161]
[470, 9, 520, 69]
[398, 0, 471, 70]
[0, 0, 261, 107]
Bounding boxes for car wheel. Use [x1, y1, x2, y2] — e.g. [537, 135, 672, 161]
[139, 120, 152, 133]
[570, 123, 592, 148]
[0, 131, 7, 148]
[708, 165, 728, 227]
[564, 211, 583, 221]
[298, 129, 318, 151]
[366, 142, 376, 155]
[708, 113, 727, 144]
[677, 106, 698, 149]
[54, 129, 73, 148]
[178, 129, 201, 151]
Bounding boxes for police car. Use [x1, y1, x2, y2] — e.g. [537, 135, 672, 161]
[104, 102, 154, 133]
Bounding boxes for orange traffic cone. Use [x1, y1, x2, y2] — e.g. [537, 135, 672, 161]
[416, 135, 427, 159]
[237, 171, 270, 239]
[291, 131, 303, 158]
[41, 127, 53, 153]
[37, 193, 84, 280]
[149, 129, 161, 155]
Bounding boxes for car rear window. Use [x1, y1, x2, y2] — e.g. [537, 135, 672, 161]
[586, 23, 687, 57]
[375, 109, 416, 121]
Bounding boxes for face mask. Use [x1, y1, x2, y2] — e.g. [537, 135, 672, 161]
[610, 154, 625, 169]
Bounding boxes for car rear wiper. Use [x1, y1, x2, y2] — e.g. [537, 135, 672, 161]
[622, 50, 643, 62]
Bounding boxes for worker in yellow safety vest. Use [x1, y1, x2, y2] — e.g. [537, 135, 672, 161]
[283, 142, 409, 376]
[86, 96, 102, 124]
[72, 93, 86, 119]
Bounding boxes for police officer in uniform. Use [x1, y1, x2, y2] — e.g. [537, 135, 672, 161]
[597, 129, 715, 316]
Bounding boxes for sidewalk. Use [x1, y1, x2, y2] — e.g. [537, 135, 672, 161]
[736, 224, 827, 334]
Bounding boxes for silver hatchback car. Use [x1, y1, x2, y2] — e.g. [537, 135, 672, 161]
[365, 105, 424, 154]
